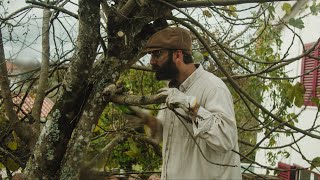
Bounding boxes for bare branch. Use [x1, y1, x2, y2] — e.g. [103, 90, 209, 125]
[173, 0, 297, 8]
[0, 146, 26, 168]
[26, 0, 78, 19]
[111, 93, 167, 106]
[0, 29, 19, 127]
[0, 27, 36, 149]
[32, 8, 51, 123]
[84, 134, 125, 168]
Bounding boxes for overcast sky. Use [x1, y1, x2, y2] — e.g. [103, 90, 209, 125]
[1, 0, 275, 64]
[2, 0, 78, 63]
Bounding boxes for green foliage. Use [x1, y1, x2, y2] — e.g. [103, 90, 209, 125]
[226, 5, 238, 18]
[125, 138, 141, 158]
[311, 97, 320, 106]
[267, 5, 275, 19]
[192, 51, 204, 63]
[6, 158, 20, 171]
[0, 107, 27, 173]
[109, 137, 161, 171]
[285, 82, 305, 108]
[202, 9, 212, 18]
[311, 157, 320, 170]
[118, 68, 166, 96]
[267, 150, 290, 167]
[281, 3, 292, 15]
[310, 1, 320, 15]
[7, 141, 18, 151]
[288, 18, 305, 29]
[87, 68, 164, 171]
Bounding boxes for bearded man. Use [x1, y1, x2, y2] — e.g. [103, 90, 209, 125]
[142, 27, 241, 179]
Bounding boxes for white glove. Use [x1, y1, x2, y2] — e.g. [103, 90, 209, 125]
[157, 88, 197, 112]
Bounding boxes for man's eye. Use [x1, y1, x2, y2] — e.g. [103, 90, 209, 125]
[152, 50, 162, 58]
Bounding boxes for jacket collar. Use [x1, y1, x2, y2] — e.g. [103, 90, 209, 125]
[169, 64, 204, 92]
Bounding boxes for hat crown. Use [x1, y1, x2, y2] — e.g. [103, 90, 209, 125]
[143, 27, 192, 54]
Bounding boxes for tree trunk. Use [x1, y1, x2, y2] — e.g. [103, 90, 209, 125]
[30, 8, 52, 149]
[24, 0, 100, 178]
[0, 24, 36, 150]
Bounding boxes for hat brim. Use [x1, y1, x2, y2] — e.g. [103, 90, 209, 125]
[142, 47, 163, 53]
[142, 47, 192, 55]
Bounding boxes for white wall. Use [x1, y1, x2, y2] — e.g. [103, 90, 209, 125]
[255, 0, 320, 175]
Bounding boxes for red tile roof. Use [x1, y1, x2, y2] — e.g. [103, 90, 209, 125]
[5, 61, 19, 74]
[13, 95, 54, 118]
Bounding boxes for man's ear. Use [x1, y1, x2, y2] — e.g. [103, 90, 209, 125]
[174, 50, 183, 63]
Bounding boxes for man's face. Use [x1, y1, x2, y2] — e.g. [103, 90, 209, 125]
[150, 50, 179, 81]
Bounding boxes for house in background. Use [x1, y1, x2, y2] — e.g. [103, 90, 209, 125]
[5, 61, 20, 89]
[254, 0, 320, 179]
[12, 94, 54, 122]
[2, 60, 54, 121]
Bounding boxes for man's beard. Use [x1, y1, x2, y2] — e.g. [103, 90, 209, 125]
[152, 55, 179, 81]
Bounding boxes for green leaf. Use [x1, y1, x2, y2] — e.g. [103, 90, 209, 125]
[293, 82, 305, 107]
[203, 10, 212, 18]
[311, 157, 320, 169]
[288, 119, 295, 126]
[268, 6, 275, 19]
[288, 18, 305, 29]
[269, 137, 276, 147]
[6, 158, 20, 171]
[227, 5, 238, 18]
[202, 52, 209, 57]
[287, 82, 305, 107]
[125, 138, 141, 158]
[310, 2, 320, 15]
[132, 164, 143, 171]
[286, 113, 298, 123]
[7, 141, 18, 151]
[286, 83, 294, 102]
[128, 138, 140, 154]
[117, 105, 132, 114]
[283, 151, 290, 158]
[282, 3, 292, 15]
[192, 51, 204, 63]
[124, 150, 137, 157]
[93, 119, 103, 133]
[311, 97, 319, 106]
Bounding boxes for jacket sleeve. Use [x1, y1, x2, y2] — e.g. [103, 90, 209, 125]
[192, 87, 238, 152]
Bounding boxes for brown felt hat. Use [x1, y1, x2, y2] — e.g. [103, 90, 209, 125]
[143, 27, 192, 54]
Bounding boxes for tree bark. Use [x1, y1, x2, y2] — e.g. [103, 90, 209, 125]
[0, 26, 36, 150]
[58, 1, 173, 177]
[24, 0, 100, 178]
[173, 0, 296, 7]
[59, 58, 122, 179]
[30, 8, 52, 147]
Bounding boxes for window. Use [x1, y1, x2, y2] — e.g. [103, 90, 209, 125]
[300, 42, 320, 106]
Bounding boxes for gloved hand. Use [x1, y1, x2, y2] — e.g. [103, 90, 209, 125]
[157, 88, 197, 112]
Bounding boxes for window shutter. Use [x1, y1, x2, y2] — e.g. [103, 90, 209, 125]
[301, 42, 320, 106]
[278, 162, 291, 180]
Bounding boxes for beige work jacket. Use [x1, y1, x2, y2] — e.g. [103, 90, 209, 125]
[158, 65, 242, 179]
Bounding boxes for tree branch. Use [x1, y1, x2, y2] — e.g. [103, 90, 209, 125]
[111, 93, 167, 106]
[32, 8, 51, 129]
[0, 26, 36, 150]
[166, 14, 320, 139]
[83, 134, 125, 168]
[0, 146, 26, 168]
[25, 0, 78, 19]
[173, 0, 296, 8]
